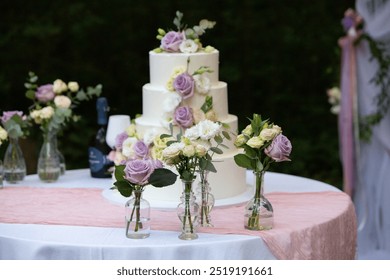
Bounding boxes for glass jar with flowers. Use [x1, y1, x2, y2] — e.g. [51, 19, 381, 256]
[25, 72, 102, 182]
[184, 119, 231, 227]
[160, 121, 226, 239]
[1, 111, 29, 183]
[234, 114, 292, 231]
[113, 159, 177, 239]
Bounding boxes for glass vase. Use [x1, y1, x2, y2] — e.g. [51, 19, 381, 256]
[125, 188, 151, 239]
[54, 135, 66, 175]
[244, 171, 274, 230]
[196, 170, 215, 227]
[3, 136, 26, 183]
[0, 160, 4, 189]
[177, 179, 199, 240]
[37, 130, 61, 183]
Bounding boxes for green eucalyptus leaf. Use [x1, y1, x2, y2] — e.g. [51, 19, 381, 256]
[222, 130, 231, 140]
[210, 146, 223, 154]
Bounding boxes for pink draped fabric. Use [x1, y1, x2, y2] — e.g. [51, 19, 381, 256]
[0, 187, 356, 259]
[338, 35, 357, 197]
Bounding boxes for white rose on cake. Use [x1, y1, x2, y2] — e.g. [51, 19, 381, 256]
[193, 74, 210, 95]
[179, 39, 199, 53]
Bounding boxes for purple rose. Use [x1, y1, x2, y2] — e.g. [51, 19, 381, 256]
[133, 140, 150, 159]
[1, 111, 24, 124]
[115, 132, 129, 150]
[341, 16, 355, 32]
[265, 134, 292, 162]
[173, 73, 195, 99]
[124, 159, 158, 186]
[174, 106, 193, 128]
[36, 84, 55, 102]
[160, 31, 184, 52]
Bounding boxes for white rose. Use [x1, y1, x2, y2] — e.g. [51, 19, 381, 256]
[193, 74, 210, 95]
[53, 79, 68, 94]
[184, 125, 200, 140]
[260, 128, 277, 141]
[30, 110, 42, 124]
[179, 39, 199, 53]
[234, 134, 247, 147]
[271, 125, 282, 135]
[67, 81, 79, 92]
[163, 92, 182, 113]
[195, 144, 207, 157]
[54, 95, 72, 109]
[182, 144, 195, 157]
[121, 137, 137, 158]
[162, 142, 184, 161]
[143, 128, 159, 146]
[242, 124, 253, 137]
[40, 106, 54, 119]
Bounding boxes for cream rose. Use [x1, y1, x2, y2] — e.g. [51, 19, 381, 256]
[260, 128, 277, 141]
[234, 134, 247, 147]
[53, 79, 68, 94]
[242, 124, 253, 137]
[182, 144, 196, 157]
[54, 95, 72, 109]
[246, 136, 264, 149]
[195, 144, 207, 157]
[67, 81, 79, 92]
[40, 106, 54, 119]
[0, 126, 8, 143]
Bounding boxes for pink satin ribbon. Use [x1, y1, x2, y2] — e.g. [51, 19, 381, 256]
[338, 35, 357, 197]
[0, 187, 356, 259]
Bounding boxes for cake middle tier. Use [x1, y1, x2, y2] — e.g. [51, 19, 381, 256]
[141, 81, 229, 120]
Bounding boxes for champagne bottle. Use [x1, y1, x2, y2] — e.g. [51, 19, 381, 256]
[88, 97, 113, 178]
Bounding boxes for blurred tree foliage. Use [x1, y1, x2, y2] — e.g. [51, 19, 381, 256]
[0, 0, 355, 188]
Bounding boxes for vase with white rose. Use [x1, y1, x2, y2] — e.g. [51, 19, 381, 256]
[234, 114, 292, 231]
[25, 72, 102, 181]
[113, 159, 177, 239]
[160, 121, 225, 239]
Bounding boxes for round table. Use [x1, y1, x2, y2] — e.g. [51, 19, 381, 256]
[0, 169, 355, 260]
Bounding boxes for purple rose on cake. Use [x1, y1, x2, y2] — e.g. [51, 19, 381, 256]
[160, 31, 184, 52]
[36, 84, 55, 102]
[124, 159, 163, 186]
[265, 134, 292, 162]
[173, 72, 195, 99]
[174, 106, 193, 128]
[133, 140, 150, 159]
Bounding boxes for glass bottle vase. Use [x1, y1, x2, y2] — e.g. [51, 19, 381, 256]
[53, 135, 66, 175]
[37, 130, 61, 183]
[244, 171, 274, 230]
[125, 188, 151, 239]
[177, 179, 199, 240]
[196, 171, 215, 227]
[3, 136, 26, 183]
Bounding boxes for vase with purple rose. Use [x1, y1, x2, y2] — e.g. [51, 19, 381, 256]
[234, 114, 292, 231]
[113, 158, 177, 239]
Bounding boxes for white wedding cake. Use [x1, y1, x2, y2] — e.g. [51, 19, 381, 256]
[133, 13, 249, 204]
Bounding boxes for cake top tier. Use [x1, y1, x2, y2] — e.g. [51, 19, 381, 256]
[153, 11, 216, 54]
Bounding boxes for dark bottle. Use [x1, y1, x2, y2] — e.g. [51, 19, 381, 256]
[88, 97, 113, 178]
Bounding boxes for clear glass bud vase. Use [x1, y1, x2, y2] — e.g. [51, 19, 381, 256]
[125, 188, 151, 239]
[177, 179, 199, 240]
[196, 171, 215, 227]
[3, 136, 26, 183]
[37, 130, 61, 183]
[244, 171, 274, 230]
[53, 136, 66, 175]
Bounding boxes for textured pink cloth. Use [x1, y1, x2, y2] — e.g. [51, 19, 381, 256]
[0, 187, 356, 259]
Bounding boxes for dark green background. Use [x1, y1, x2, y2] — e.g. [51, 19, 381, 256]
[0, 0, 355, 188]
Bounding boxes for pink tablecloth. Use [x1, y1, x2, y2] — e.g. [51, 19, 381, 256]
[0, 187, 356, 259]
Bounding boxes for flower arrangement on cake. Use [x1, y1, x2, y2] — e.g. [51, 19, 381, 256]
[234, 114, 292, 230]
[162, 59, 216, 129]
[154, 11, 216, 54]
